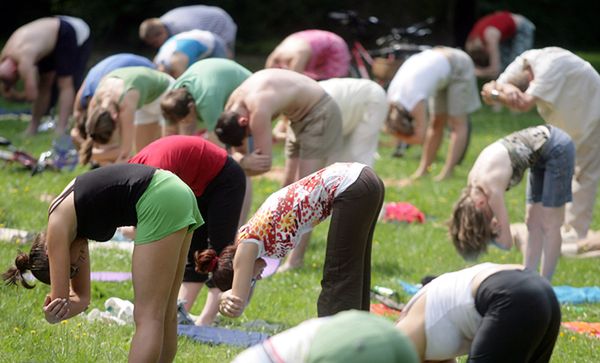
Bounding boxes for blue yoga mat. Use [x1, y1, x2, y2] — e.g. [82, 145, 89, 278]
[177, 325, 269, 347]
[396, 278, 600, 305]
[553, 286, 600, 304]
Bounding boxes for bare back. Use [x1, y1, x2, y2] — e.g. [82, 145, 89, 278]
[227, 69, 325, 122]
[1, 18, 60, 63]
[468, 141, 512, 195]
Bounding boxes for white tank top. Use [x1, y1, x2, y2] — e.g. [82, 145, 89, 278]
[406, 262, 498, 360]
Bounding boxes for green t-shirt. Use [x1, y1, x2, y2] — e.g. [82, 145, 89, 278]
[106, 67, 172, 108]
[170, 59, 252, 131]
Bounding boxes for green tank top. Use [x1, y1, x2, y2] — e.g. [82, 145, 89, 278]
[170, 59, 251, 131]
[106, 67, 172, 108]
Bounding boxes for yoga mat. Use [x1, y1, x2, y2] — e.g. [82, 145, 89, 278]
[91, 272, 132, 282]
[177, 324, 269, 347]
[261, 257, 280, 278]
[553, 286, 600, 304]
[370, 303, 402, 319]
[562, 322, 600, 338]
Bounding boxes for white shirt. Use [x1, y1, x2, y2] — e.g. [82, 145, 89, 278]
[319, 78, 387, 135]
[387, 49, 451, 111]
[498, 47, 600, 148]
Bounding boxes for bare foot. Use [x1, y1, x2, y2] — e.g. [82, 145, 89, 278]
[433, 173, 452, 182]
[398, 178, 415, 187]
[24, 125, 38, 136]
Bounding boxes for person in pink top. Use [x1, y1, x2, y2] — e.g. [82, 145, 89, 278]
[266, 29, 350, 80]
[196, 162, 384, 318]
[129, 135, 246, 325]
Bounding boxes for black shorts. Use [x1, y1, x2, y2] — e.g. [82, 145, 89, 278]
[183, 156, 246, 284]
[469, 269, 561, 362]
[37, 17, 91, 89]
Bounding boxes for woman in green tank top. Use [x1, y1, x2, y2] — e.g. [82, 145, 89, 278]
[80, 66, 173, 165]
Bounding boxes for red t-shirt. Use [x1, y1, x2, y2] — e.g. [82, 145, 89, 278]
[468, 11, 517, 43]
[129, 135, 227, 196]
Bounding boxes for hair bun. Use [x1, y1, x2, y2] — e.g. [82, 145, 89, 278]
[15, 252, 31, 272]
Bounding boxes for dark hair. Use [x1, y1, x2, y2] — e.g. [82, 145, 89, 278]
[3, 233, 50, 288]
[160, 88, 195, 125]
[80, 104, 118, 165]
[386, 103, 414, 136]
[195, 245, 237, 291]
[467, 47, 490, 68]
[214, 111, 247, 147]
[448, 186, 498, 260]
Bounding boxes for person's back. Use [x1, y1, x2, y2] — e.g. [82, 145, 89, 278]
[160, 5, 237, 46]
[388, 48, 452, 112]
[319, 78, 385, 135]
[498, 47, 600, 147]
[100, 67, 172, 108]
[80, 53, 155, 109]
[1, 18, 60, 63]
[172, 58, 251, 130]
[228, 69, 325, 121]
[468, 11, 516, 43]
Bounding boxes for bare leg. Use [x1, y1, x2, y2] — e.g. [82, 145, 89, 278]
[178, 282, 204, 311]
[55, 75, 75, 135]
[525, 204, 544, 274]
[280, 158, 325, 271]
[129, 228, 190, 363]
[435, 114, 467, 181]
[282, 157, 300, 187]
[134, 122, 162, 152]
[539, 206, 565, 281]
[411, 114, 446, 179]
[195, 288, 221, 326]
[238, 175, 253, 227]
[28, 72, 55, 135]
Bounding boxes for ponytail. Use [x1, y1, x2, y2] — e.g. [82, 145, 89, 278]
[195, 245, 237, 291]
[2, 233, 50, 288]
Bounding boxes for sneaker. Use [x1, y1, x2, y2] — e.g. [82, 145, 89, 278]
[177, 300, 195, 325]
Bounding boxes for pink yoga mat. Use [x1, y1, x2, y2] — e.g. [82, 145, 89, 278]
[91, 272, 132, 282]
[261, 257, 280, 278]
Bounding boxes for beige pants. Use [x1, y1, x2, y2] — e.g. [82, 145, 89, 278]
[563, 139, 600, 239]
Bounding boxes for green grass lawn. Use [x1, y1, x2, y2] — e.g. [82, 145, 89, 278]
[1, 92, 600, 361]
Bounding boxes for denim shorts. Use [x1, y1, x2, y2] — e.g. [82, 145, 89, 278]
[526, 127, 575, 207]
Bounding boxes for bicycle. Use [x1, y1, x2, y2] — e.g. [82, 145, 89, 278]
[328, 10, 434, 87]
[328, 10, 435, 157]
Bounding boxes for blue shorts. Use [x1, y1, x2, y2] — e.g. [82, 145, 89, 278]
[526, 127, 575, 207]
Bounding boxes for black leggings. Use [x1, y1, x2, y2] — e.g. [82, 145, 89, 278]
[317, 166, 385, 317]
[183, 157, 246, 283]
[469, 269, 561, 363]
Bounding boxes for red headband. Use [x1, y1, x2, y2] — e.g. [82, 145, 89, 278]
[207, 256, 219, 273]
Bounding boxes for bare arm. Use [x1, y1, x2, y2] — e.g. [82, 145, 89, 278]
[219, 242, 258, 318]
[395, 100, 427, 145]
[17, 59, 39, 101]
[114, 92, 138, 163]
[64, 239, 91, 319]
[481, 81, 536, 112]
[487, 189, 513, 250]
[244, 106, 273, 175]
[475, 29, 502, 79]
[56, 75, 75, 129]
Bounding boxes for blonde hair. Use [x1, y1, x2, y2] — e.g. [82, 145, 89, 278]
[448, 186, 498, 260]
